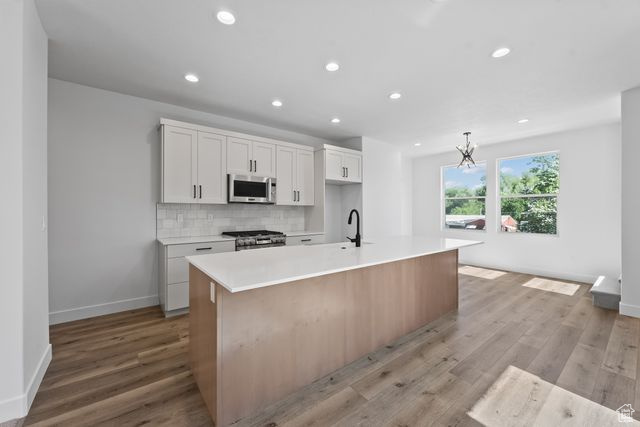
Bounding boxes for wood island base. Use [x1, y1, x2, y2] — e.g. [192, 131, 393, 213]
[189, 249, 459, 426]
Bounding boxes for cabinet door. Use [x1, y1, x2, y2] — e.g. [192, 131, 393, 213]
[276, 146, 296, 205]
[227, 137, 252, 175]
[343, 153, 362, 183]
[297, 150, 315, 205]
[197, 131, 227, 204]
[252, 141, 277, 177]
[162, 125, 197, 203]
[325, 149, 344, 181]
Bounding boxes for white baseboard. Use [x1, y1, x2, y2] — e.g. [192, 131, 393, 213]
[0, 394, 23, 425]
[49, 295, 159, 325]
[620, 302, 640, 318]
[0, 344, 51, 423]
[25, 344, 51, 411]
[461, 260, 599, 284]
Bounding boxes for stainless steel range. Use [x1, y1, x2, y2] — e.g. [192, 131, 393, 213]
[222, 230, 287, 251]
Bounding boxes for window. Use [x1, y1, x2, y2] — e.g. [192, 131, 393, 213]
[443, 163, 486, 230]
[498, 152, 559, 234]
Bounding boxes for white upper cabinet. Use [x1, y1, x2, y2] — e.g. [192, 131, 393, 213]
[227, 137, 252, 175]
[323, 145, 363, 184]
[276, 146, 296, 205]
[162, 125, 198, 203]
[161, 124, 227, 204]
[227, 137, 276, 177]
[160, 119, 317, 206]
[197, 131, 227, 204]
[276, 146, 315, 206]
[296, 150, 315, 205]
[342, 152, 362, 183]
[252, 141, 276, 177]
[325, 150, 344, 181]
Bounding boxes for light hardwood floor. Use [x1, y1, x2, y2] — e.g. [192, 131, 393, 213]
[24, 268, 639, 426]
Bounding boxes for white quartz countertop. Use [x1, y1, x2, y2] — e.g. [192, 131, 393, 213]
[284, 230, 324, 237]
[157, 230, 324, 246]
[187, 236, 481, 293]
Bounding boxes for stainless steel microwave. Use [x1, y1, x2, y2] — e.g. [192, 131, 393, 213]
[228, 174, 276, 204]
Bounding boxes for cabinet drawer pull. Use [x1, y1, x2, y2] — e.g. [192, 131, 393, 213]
[346, 167, 349, 178]
[254, 160, 257, 172]
[199, 185, 202, 199]
[301, 239, 312, 242]
[249, 159, 253, 172]
[195, 247, 212, 251]
[193, 185, 197, 198]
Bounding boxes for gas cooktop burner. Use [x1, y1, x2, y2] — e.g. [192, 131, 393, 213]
[222, 230, 287, 251]
[222, 230, 284, 238]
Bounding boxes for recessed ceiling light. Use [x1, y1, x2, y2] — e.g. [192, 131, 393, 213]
[216, 10, 236, 25]
[325, 62, 340, 72]
[491, 47, 511, 58]
[517, 118, 529, 124]
[389, 92, 402, 100]
[184, 73, 199, 83]
[414, 143, 422, 146]
[331, 118, 341, 124]
[271, 99, 283, 107]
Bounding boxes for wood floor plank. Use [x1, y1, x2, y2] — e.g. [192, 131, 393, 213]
[527, 324, 583, 383]
[449, 321, 531, 384]
[602, 315, 640, 379]
[579, 307, 617, 350]
[562, 295, 596, 329]
[279, 386, 365, 427]
[27, 371, 196, 427]
[556, 343, 606, 398]
[591, 368, 636, 413]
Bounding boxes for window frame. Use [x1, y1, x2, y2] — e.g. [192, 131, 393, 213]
[441, 161, 488, 233]
[496, 151, 560, 236]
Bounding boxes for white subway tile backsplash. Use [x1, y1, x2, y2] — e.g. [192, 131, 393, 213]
[156, 203, 307, 238]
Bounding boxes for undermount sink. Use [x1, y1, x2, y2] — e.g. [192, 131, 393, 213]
[339, 241, 374, 249]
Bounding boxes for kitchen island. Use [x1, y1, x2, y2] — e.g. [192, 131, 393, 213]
[187, 236, 480, 426]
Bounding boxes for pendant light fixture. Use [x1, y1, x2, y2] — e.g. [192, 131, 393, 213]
[456, 132, 478, 168]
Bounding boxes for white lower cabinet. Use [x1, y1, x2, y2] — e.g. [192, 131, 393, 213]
[286, 234, 325, 246]
[159, 240, 235, 315]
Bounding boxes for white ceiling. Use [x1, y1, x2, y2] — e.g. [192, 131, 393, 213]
[36, 0, 640, 155]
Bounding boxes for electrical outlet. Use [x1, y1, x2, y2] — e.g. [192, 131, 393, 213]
[207, 214, 214, 221]
[210, 282, 216, 303]
[177, 213, 184, 222]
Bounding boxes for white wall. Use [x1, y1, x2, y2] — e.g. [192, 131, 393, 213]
[0, 0, 50, 422]
[0, 1, 26, 420]
[361, 137, 413, 238]
[413, 124, 621, 283]
[48, 79, 335, 323]
[621, 87, 640, 317]
[21, 0, 50, 409]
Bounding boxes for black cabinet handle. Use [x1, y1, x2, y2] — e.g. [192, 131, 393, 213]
[346, 168, 349, 178]
[195, 247, 212, 251]
[199, 185, 202, 199]
[193, 185, 196, 198]
[249, 159, 252, 172]
[301, 239, 311, 242]
[254, 160, 257, 172]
